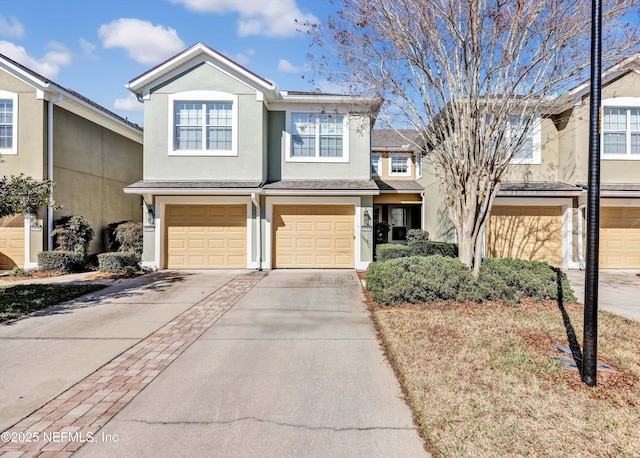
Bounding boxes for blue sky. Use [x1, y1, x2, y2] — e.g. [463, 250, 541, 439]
[0, 0, 336, 125]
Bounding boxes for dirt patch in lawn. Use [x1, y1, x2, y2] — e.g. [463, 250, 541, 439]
[363, 285, 640, 457]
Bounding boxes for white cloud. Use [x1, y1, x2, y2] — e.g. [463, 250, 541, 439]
[278, 58, 306, 74]
[233, 48, 254, 66]
[0, 40, 72, 79]
[114, 93, 144, 112]
[98, 18, 185, 65]
[0, 15, 24, 39]
[169, 0, 317, 37]
[79, 38, 96, 56]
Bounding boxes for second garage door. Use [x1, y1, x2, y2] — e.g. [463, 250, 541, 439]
[600, 207, 640, 268]
[486, 205, 563, 267]
[0, 215, 24, 270]
[165, 205, 246, 269]
[273, 205, 354, 268]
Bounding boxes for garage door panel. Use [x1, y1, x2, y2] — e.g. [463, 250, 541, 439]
[273, 205, 354, 268]
[166, 205, 246, 269]
[487, 206, 562, 267]
[0, 215, 25, 269]
[600, 207, 640, 268]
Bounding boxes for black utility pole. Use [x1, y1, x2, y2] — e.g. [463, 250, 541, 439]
[582, 0, 602, 387]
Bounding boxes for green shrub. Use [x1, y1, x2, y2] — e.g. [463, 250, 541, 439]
[376, 243, 411, 261]
[121, 265, 138, 277]
[52, 215, 95, 259]
[106, 221, 143, 255]
[98, 252, 138, 273]
[38, 251, 83, 273]
[479, 258, 576, 303]
[406, 229, 430, 242]
[366, 255, 483, 305]
[8, 267, 29, 277]
[408, 241, 458, 258]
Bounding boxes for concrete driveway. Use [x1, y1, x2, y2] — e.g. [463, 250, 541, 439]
[0, 270, 427, 457]
[565, 269, 640, 322]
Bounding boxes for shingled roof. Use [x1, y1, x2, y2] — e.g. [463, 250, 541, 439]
[372, 129, 420, 151]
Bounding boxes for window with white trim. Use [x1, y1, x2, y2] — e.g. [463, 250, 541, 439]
[603, 107, 640, 158]
[415, 152, 422, 179]
[168, 91, 237, 156]
[508, 115, 541, 164]
[288, 113, 347, 161]
[0, 91, 17, 155]
[389, 154, 411, 177]
[371, 154, 382, 176]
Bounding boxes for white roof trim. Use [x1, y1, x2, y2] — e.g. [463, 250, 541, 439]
[126, 42, 277, 97]
[124, 187, 261, 195]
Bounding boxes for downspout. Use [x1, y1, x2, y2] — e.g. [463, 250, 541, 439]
[251, 192, 262, 271]
[47, 94, 62, 251]
[578, 204, 586, 270]
[420, 191, 426, 230]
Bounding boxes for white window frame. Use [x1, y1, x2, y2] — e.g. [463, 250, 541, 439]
[415, 152, 422, 179]
[285, 111, 349, 163]
[389, 153, 411, 177]
[371, 154, 382, 176]
[508, 114, 542, 165]
[601, 98, 640, 160]
[168, 91, 238, 157]
[0, 91, 18, 155]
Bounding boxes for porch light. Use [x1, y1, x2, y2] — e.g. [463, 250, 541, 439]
[363, 209, 372, 227]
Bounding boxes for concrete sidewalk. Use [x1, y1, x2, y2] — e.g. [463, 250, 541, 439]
[1, 270, 427, 457]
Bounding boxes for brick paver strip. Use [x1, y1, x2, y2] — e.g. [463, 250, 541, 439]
[0, 276, 260, 457]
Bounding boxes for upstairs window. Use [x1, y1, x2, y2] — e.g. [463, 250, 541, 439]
[415, 152, 422, 179]
[389, 154, 411, 177]
[371, 154, 382, 176]
[169, 91, 237, 156]
[508, 115, 541, 164]
[288, 113, 348, 162]
[603, 107, 640, 158]
[0, 91, 17, 155]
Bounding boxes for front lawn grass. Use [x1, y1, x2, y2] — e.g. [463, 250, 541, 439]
[0, 284, 107, 322]
[370, 297, 640, 457]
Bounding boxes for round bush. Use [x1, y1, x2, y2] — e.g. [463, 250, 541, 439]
[366, 255, 483, 305]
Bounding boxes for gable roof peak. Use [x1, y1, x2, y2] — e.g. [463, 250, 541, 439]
[126, 41, 277, 96]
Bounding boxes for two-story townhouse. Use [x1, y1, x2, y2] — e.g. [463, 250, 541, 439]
[419, 54, 640, 270]
[370, 130, 424, 245]
[124, 42, 382, 270]
[0, 53, 143, 270]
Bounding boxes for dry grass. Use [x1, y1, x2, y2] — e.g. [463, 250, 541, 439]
[369, 294, 640, 457]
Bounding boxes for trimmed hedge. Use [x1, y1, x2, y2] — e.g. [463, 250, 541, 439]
[376, 241, 458, 261]
[479, 257, 577, 303]
[366, 255, 483, 305]
[52, 215, 94, 259]
[376, 244, 411, 261]
[98, 252, 138, 273]
[366, 255, 576, 306]
[408, 241, 458, 258]
[38, 251, 83, 273]
[106, 221, 143, 255]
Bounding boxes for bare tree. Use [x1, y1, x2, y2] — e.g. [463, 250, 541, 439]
[306, 0, 639, 276]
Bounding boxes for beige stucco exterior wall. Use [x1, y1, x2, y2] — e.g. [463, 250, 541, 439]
[503, 117, 560, 183]
[142, 64, 265, 181]
[52, 106, 143, 253]
[372, 152, 416, 180]
[277, 113, 372, 181]
[558, 71, 640, 185]
[419, 162, 455, 242]
[0, 71, 46, 178]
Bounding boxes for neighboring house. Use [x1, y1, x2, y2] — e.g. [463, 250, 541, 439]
[420, 55, 640, 270]
[370, 130, 424, 245]
[0, 53, 143, 270]
[124, 42, 381, 270]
